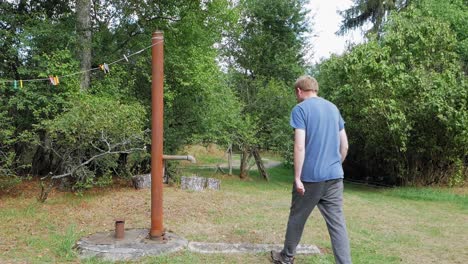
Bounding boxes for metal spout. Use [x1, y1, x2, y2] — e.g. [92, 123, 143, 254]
[163, 155, 196, 163]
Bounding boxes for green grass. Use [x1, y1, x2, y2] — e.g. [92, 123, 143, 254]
[383, 187, 467, 207]
[0, 164, 466, 263]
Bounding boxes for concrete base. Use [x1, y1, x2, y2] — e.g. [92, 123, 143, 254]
[76, 229, 187, 261]
[188, 242, 321, 254]
[76, 229, 321, 261]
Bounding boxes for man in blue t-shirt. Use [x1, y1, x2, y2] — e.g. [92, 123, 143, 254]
[271, 76, 352, 264]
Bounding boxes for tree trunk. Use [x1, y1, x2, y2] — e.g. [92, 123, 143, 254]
[76, 0, 92, 90]
[227, 143, 233, 176]
[239, 145, 251, 179]
[252, 147, 269, 181]
[116, 153, 128, 177]
[31, 130, 53, 176]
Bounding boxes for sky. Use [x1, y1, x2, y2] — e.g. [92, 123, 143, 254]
[306, 0, 365, 63]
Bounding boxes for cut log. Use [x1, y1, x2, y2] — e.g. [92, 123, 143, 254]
[181, 176, 221, 191]
[132, 174, 151, 189]
[181, 176, 206, 191]
[206, 178, 221, 190]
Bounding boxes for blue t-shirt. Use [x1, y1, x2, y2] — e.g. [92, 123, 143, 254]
[290, 97, 345, 182]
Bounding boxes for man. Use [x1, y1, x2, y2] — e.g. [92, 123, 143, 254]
[271, 75, 351, 264]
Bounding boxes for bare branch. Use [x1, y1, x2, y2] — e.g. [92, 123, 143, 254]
[49, 147, 145, 180]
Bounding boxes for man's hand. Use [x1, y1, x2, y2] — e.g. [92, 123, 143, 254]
[295, 179, 305, 196]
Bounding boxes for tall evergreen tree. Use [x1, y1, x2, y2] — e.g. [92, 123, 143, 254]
[338, 0, 411, 37]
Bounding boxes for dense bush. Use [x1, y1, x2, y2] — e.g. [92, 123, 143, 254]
[39, 94, 148, 190]
[318, 7, 467, 185]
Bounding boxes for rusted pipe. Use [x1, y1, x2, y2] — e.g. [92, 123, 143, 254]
[163, 155, 196, 163]
[150, 31, 164, 239]
[115, 219, 125, 239]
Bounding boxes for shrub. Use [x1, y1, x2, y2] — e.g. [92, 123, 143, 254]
[41, 94, 148, 190]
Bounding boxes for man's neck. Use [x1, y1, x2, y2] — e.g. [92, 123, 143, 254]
[302, 92, 318, 100]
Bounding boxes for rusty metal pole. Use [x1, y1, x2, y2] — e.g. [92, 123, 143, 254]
[115, 219, 125, 239]
[150, 31, 164, 239]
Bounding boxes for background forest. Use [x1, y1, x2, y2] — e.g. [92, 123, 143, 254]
[0, 0, 466, 192]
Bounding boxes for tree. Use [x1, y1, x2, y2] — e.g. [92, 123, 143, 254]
[338, 0, 411, 37]
[225, 0, 310, 177]
[76, 0, 92, 90]
[0, 1, 245, 191]
[39, 94, 148, 191]
[318, 4, 467, 186]
[411, 0, 468, 72]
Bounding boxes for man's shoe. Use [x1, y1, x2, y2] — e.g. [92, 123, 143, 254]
[270, 250, 294, 264]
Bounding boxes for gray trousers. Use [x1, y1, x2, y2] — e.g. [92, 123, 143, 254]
[282, 179, 352, 264]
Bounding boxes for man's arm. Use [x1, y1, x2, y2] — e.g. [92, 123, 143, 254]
[294, 129, 306, 195]
[339, 129, 349, 163]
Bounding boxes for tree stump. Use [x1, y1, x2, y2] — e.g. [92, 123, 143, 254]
[206, 178, 221, 190]
[181, 176, 220, 191]
[132, 174, 151, 189]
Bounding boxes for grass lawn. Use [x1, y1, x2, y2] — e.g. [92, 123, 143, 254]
[0, 164, 467, 263]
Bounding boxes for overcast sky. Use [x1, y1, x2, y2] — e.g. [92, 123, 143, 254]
[306, 0, 365, 63]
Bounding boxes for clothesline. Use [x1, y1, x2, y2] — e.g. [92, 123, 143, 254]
[1, 40, 162, 86]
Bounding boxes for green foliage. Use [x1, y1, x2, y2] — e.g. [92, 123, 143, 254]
[412, 0, 468, 71]
[41, 94, 148, 190]
[1, 0, 243, 189]
[1, 44, 79, 190]
[226, 0, 310, 165]
[0, 174, 21, 192]
[232, 0, 308, 82]
[254, 78, 296, 165]
[318, 4, 468, 185]
[339, 0, 410, 36]
[0, 100, 16, 187]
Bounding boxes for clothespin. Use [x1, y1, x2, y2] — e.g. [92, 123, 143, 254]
[14, 80, 17, 89]
[123, 55, 129, 62]
[20, 79, 23, 88]
[49, 75, 58, 86]
[99, 63, 110, 74]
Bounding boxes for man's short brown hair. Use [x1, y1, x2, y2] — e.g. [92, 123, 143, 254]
[295, 75, 319, 92]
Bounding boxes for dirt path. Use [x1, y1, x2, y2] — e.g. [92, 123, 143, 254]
[198, 158, 282, 171]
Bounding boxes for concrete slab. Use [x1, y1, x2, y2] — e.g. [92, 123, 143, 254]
[76, 229, 187, 261]
[188, 242, 321, 254]
[76, 229, 321, 261]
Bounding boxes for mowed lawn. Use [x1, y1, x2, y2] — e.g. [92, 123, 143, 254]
[0, 165, 467, 264]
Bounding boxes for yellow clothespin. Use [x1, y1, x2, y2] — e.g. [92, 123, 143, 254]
[99, 63, 110, 74]
[54, 76, 59, 85]
[20, 80, 23, 88]
[49, 75, 58, 86]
